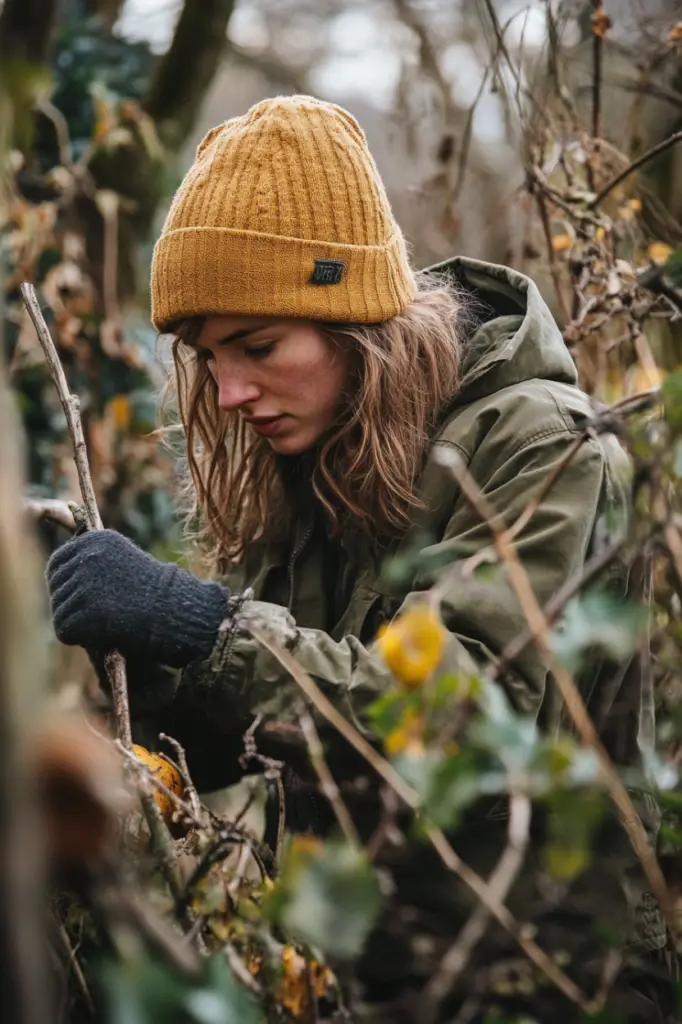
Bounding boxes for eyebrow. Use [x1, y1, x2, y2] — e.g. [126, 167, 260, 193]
[212, 324, 267, 347]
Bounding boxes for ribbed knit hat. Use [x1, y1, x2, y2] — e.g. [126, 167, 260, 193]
[151, 95, 416, 330]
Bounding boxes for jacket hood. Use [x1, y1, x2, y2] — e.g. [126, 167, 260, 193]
[428, 256, 577, 403]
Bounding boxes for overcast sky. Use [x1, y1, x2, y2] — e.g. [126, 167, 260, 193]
[115, 0, 553, 125]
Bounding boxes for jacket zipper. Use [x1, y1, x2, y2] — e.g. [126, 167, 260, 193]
[287, 521, 313, 612]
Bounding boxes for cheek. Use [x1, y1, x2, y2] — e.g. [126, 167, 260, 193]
[302, 351, 347, 413]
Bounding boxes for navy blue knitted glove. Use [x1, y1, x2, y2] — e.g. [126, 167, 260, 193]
[46, 530, 229, 668]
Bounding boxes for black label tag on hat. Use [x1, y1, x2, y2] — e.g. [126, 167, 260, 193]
[310, 258, 346, 285]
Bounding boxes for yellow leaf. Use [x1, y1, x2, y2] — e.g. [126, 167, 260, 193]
[311, 960, 335, 1000]
[647, 242, 673, 265]
[627, 197, 642, 212]
[545, 843, 589, 881]
[628, 363, 665, 393]
[668, 23, 682, 43]
[132, 744, 184, 823]
[551, 233, 572, 253]
[591, 4, 612, 38]
[109, 395, 130, 431]
[278, 946, 310, 1020]
[384, 708, 424, 755]
[377, 606, 446, 687]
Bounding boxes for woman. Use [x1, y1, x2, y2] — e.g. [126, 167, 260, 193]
[47, 97, 658, 1018]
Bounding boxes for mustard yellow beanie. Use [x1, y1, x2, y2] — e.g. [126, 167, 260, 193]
[151, 95, 416, 330]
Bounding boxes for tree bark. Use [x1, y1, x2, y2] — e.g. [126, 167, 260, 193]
[0, 0, 59, 63]
[143, 0, 238, 147]
[0, 354, 51, 1020]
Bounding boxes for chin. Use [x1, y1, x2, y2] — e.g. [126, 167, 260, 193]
[267, 431, 318, 455]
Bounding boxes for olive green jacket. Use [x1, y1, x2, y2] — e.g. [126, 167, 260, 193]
[163, 256, 629, 769]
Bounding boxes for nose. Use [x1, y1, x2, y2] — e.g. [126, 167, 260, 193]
[215, 365, 261, 412]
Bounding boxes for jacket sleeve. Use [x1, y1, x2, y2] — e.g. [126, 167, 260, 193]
[179, 429, 611, 741]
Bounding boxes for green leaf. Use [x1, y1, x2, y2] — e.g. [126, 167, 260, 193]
[549, 590, 647, 675]
[662, 372, 682, 433]
[186, 957, 262, 1024]
[529, 738, 600, 794]
[101, 953, 261, 1024]
[470, 710, 539, 772]
[366, 688, 409, 739]
[391, 747, 443, 800]
[423, 749, 506, 829]
[543, 789, 604, 882]
[661, 246, 682, 289]
[266, 841, 383, 960]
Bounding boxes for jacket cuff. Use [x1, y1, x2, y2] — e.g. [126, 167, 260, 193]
[196, 596, 301, 719]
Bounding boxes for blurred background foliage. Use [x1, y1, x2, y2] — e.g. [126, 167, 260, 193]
[2, 1, 682, 1022]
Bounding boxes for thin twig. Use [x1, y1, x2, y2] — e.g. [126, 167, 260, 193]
[224, 943, 263, 996]
[158, 733, 201, 820]
[20, 283, 133, 749]
[239, 714, 287, 864]
[590, 2, 605, 142]
[21, 285, 101, 530]
[494, 535, 625, 678]
[23, 498, 77, 532]
[535, 190, 572, 324]
[422, 791, 531, 1022]
[588, 130, 682, 209]
[436, 448, 675, 935]
[299, 708, 361, 849]
[227, 841, 253, 900]
[247, 624, 589, 1011]
[53, 918, 95, 1016]
[37, 98, 74, 169]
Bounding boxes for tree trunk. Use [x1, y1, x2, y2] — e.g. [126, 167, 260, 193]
[0, 0, 59, 62]
[0, 352, 51, 1020]
[143, 0, 238, 148]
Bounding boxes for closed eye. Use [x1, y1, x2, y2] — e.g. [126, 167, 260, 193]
[245, 342, 275, 360]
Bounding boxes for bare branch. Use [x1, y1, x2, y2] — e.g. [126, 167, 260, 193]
[24, 498, 77, 533]
[247, 624, 590, 1011]
[590, 2, 605, 142]
[143, 0, 237, 148]
[299, 708, 361, 849]
[435, 448, 675, 936]
[589, 130, 682, 209]
[158, 733, 202, 821]
[20, 283, 133, 749]
[422, 791, 531, 1021]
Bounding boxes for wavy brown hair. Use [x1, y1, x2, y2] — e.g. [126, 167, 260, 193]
[167, 272, 465, 567]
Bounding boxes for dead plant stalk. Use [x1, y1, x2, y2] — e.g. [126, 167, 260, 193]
[440, 449, 675, 933]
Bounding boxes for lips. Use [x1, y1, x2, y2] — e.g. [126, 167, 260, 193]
[245, 415, 286, 438]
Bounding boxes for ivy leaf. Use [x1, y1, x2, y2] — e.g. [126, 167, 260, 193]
[266, 840, 383, 960]
[549, 590, 647, 675]
[101, 952, 261, 1024]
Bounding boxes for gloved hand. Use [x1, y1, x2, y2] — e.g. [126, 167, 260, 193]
[46, 529, 229, 668]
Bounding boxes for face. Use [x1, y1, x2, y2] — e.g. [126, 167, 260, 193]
[194, 315, 350, 454]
